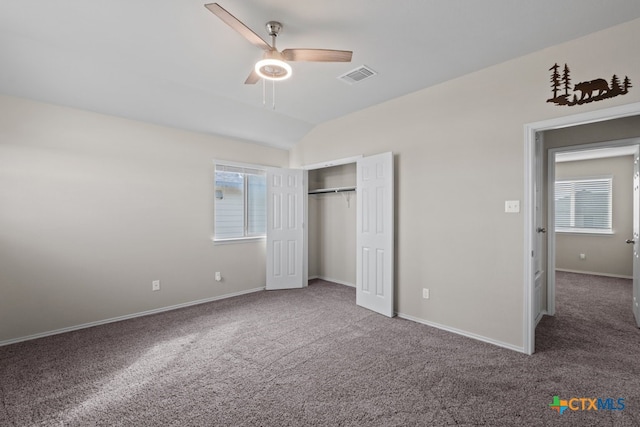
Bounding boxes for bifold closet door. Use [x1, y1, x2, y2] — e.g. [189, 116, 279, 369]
[266, 168, 307, 290]
[356, 152, 394, 317]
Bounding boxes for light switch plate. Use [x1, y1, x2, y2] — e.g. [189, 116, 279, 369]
[505, 200, 520, 213]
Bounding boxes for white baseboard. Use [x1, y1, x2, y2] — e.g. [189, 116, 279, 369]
[556, 268, 632, 280]
[0, 287, 265, 347]
[396, 312, 525, 354]
[310, 276, 356, 288]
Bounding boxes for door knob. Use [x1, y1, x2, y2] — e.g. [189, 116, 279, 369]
[536, 227, 547, 233]
[626, 239, 635, 244]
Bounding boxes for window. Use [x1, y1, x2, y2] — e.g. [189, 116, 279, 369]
[555, 177, 612, 234]
[214, 163, 267, 241]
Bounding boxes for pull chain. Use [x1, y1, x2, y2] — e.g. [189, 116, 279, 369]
[260, 78, 277, 110]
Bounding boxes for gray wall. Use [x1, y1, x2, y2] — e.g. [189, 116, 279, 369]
[0, 95, 288, 343]
[555, 156, 633, 277]
[544, 116, 640, 151]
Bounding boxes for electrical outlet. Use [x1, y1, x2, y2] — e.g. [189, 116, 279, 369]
[423, 288, 430, 299]
[505, 200, 520, 213]
[579, 253, 586, 260]
[215, 272, 222, 282]
[152, 280, 160, 291]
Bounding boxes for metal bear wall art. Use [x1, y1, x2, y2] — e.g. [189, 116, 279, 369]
[547, 63, 632, 106]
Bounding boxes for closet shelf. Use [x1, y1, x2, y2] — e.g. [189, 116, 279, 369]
[308, 186, 356, 195]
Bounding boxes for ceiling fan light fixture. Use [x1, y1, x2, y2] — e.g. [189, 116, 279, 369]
[255, 58, 292, 81]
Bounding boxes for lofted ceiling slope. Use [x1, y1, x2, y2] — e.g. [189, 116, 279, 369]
[1, 1, 640, 149]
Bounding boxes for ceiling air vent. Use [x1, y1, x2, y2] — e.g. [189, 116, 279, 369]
[338, 65, 377, 84]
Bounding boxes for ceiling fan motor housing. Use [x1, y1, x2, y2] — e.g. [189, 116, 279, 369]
[266, 21, 282, 37]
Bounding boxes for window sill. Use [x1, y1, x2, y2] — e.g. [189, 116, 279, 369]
[555, 229, 614, 236]
[212, 236, 266, 245]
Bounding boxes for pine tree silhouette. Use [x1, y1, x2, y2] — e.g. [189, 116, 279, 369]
[610, 74, 622, 95]
[549, 63, 561, 100]
[562, 64, 571, 96]
[623, 76, 633, 94]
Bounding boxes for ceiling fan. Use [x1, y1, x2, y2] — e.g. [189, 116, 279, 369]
[205, 3, 353, 84]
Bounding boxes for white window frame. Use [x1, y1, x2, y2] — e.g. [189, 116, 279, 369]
[213, 160, 267, 244]
[554, 175, 613, 235]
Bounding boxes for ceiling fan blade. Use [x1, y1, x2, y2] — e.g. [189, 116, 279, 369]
[281, 49, 352, 62]
[244, 69, 260, 85]
[204, 3, 271, 51]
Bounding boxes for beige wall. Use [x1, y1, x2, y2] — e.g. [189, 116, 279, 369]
[0, 95, 288, 343]
[291, 18, 640, 349]
[555, 156, 633, 277]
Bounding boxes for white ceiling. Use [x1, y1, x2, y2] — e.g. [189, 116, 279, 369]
[2, 1, 640, 150]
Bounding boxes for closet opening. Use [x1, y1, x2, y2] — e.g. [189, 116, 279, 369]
[266, 152, 393, 313]
[307, 161, 358, 288]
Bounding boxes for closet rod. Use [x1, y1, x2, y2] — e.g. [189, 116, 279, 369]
[307, 186, 356, 195]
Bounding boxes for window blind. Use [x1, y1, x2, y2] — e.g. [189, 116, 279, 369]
[215, 164, 265, 176]
[555, 178, 612, 233]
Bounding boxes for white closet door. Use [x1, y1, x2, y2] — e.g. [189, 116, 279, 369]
[266, 168, 306, 290]
[356, 152, 394, 317]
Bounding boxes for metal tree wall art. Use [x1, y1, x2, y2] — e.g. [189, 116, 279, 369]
[547, 63, 632, 106]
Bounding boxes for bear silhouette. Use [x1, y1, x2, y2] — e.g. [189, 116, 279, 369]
[573, 78, 609, 100]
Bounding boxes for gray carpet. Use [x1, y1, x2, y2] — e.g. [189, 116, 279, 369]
[0, 273, 639, 426]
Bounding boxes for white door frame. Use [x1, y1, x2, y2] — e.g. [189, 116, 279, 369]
[302, 155, 363, 171]
[524, 101, 640, 355]
[533, 132, 545, 326]
[547, 139, 640, 317]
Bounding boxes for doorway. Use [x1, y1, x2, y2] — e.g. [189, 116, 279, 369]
[524, 101, 640, 355]
[546, 140, 639, 318]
